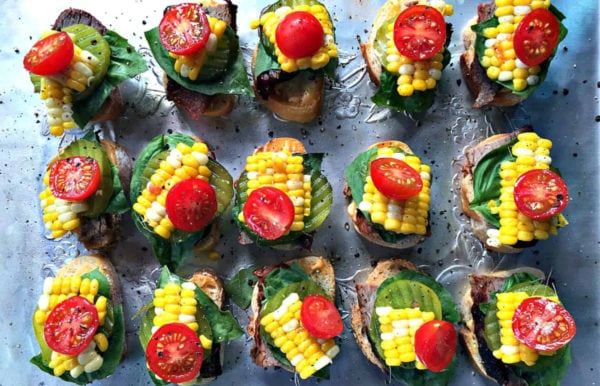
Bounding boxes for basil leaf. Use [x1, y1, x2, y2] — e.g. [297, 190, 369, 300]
[371, 70, 436, 112]
[225, 266, 258, 309]
[72, 30, 147, 127]
[145, 26, 253, 96]
[471, 5, 568, 98]
[468, 139, 517, 227]
[263, 263, 311, 302]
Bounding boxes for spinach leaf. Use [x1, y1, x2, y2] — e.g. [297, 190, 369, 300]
[471, 5, 568, 98]
[145, 27, 253, 96]
[73, 30, 147, 127]
[225, 266, 258, 309]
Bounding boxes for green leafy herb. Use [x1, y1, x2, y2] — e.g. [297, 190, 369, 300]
[72, 30, 147, 127]
[263, 263, 311, 302]
[225, 266, 258, 309]
[471, 5, 568, 98]
[145, 27, 253, 96]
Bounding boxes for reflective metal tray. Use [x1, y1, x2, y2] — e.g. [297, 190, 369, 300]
[1, 0, 598, 384]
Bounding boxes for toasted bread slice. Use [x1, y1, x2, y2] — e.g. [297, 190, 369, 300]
[248, 256, 335, 370]
[459, 267, 545, 384]
[251, 47, 324, 123]
[460, 129, 529, 253]
[345, 140, 426, 249]
[56, 254, 122, 309]
[255, 137, 307, 155]
[188, 268, 225, 308]
[460, 5, 525, 108]
[350, 258, 417, 372]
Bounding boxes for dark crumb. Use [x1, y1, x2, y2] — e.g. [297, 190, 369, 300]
[14, 48, 20, 54]
[562, 88, 569, 96]
[456, 79, 462, 87]
[563, 46, 568, 52]
[142, 20, 147, 25]
[344, 222, 350, 231]
[268, 130, 274, 138]
[595, 115, 600, 122]
[573, 153, 578, 157]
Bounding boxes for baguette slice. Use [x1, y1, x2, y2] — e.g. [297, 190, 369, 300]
[350, 258, 418, 372]
[345, 140, 426, 249]
[248, 256, 335, 371]
[52, 8, 123, 123]
[163, 0, 238, 119]
[460, 3, 525, 108]
[459, 267, 545, 385]
[460, 127, 530, 253]
[71, 139, 132, 251]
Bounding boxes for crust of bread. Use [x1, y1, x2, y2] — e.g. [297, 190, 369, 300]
[460, 16, 525, 108]
[251, 47, 324, 123]
[361, 0, 418, 85]
[56, 254, 122, 307]
[91, 88, 124, 123]
[255, 137, 307, 155]
[346, 140, 425, 249]
[248, 256, 335, 370]
[202, 94, 235, 117]
[188, 268, 225, 309]
[459, 267, 545, 382]
[460, 130, 529, 253]
[350, 258, 418, 373]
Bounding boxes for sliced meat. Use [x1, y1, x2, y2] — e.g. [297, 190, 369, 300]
[477, 2, 497, 23]
[165, 77, 216, 120]
[201, 0, 237, 30]
[53, 8, 107, 34]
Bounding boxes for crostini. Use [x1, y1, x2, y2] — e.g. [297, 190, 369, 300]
[461, 1, 567, 108]
[145, 1, 253, 119]
[31, 254, 125, 383]
[233, 137, 332, 249]
[345, 141, 431, 249]
[24, 8, 147, 136]
[351, 258, 460, 385]
[361, 0, 454, 112]
[250, 0, 338, 123]
[461, 127, 569, 252]
[139, 266, 242, 385]
[460, 268, 576, 385]
[39, 133, 132, 251]
[248, 256, 343, 380]
[131, 133, 234, 271]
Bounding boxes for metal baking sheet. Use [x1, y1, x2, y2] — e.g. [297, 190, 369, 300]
[1, 0, 598, 384]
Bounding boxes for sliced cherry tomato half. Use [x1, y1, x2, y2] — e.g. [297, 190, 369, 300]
[370, 157, 423, 200]
[166, 178, 217, 232]
[393, 5, 446, 60]
[146, 323, 204, 383]
[50, 156, 101, 201]
[44, 296, 99, 356]
[243, 186, 295, 240]
[159, 3, 211, 55]
[275, 11, 325, 59]
[23, 31, 74, 76]
[512, 297, 576, 351]
[300, 294, 343, 339]
[514, 8, 560, 67]
[514, 169, 568, 220]
[414, 320, 457, 372]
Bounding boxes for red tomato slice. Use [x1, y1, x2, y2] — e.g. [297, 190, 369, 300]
[23, 31, 74, 76]
[44, 296, 99, 356]
[159, 3, 211, 55]
[300, 294, 343, 339]
[393, 5, 446, 60]
[514, 169, 568, 220]
[146, 323, 204, 383]
[50, 156, 101, 201]
[243, 186, 295, 240]
[514, 8, 560, 66]
[512, 297, 576, 351]
[275, 11, 325, 59]
[370, 157, 423, 200]
[414, 320, 457, 372]
[166, 178, 217, 232]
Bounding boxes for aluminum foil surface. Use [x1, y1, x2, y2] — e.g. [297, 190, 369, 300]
[0, 0, 598, 385]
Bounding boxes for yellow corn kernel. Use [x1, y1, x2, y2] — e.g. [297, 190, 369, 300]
[94, 333, 109, 352]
